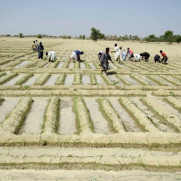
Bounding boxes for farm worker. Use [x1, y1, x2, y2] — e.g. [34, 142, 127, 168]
[121, 49, 127, 61]
[127, 48, 133, 60]
[35, 40, 39, 49]
[37, 42, 44, 59]
[100, 47, 113, 73]
[98, 51, 103, 61]
[111, 44, 121, 61]
[160, 50, 168, 64]
[140, 52, 150, 62]
[133, 54, 141, 62]
[32, 41, 37, 53]
[69, 50, 84, 62]
[154, 54, 161, 63]
[46, 51, 57, 62]
[98, 51, 103, 66]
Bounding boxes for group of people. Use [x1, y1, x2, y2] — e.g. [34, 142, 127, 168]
[32, 40, 44, 59]
[31, 41, 168, 73]
[97, 44, 168, 73]
[32, 40, 57, 61]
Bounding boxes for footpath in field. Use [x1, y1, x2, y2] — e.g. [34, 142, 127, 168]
[0, 38, 181, 179]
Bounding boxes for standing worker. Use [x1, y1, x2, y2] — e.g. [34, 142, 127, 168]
[32, 41, 37, 53]
[37, 42, 44, 59]
[100, 47, 113, 73]
[35, 40, 39, 49]
[121, 49, 127, 61]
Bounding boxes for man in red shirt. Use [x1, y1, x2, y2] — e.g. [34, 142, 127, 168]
[160, 50, 168, 64]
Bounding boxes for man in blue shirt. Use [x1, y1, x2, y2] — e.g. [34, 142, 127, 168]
[69, 50, 84, 62]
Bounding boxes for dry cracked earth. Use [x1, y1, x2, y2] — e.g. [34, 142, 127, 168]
[0, 38, 181, 180]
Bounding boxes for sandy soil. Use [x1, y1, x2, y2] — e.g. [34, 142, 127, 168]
[19, 98, 48, 135]
[58, 97, 76, 135]
[0, 170, 180, 181]
[84, 98, 111, 134]
[0, 97, 20, 124]
[64, 74, 74, 85]
[0, 38, 181, 176]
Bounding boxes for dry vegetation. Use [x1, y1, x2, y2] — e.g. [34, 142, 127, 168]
[0, 37, 181, 179]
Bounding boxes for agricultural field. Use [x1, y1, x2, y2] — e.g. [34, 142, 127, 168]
[0, 37, 181, 180]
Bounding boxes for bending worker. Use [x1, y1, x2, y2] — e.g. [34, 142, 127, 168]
[69, 50, 84, 62]
[46, 51, 57, 62]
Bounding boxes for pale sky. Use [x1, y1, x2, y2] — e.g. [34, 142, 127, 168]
[0, 0, 181, 37]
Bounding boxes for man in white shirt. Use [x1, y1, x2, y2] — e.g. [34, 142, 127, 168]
[46, 51, 57, 62]
[111, 44, 123, 64]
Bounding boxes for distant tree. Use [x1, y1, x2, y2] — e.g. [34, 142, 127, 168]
[82, 35, 86, 40]
[90, 27, 104, 41]
[98, 33, 105, 40]
[62, 35, 67, 39]
[129, 35, 132, 40]
[133, 35, 140, 41]
[19, 33, 23, 38]
[37, 34, 42, 38]
[175, 35, 181, 43]
[162, 30, 174, 43]
[144, 34, 158, 42]
[67, 36, 72, 39]
[124, 35, 128, 40]
[6, 34, 11, 37]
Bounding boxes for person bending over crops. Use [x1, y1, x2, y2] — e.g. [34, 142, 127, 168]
[154, 54, 161, 63]
[37, 42, 44, 59]
[98, 51, 103, 61]
[127, 48, 134, 60]
[133, 53, 141, 62]
[160, 50, 168, 64]
[46, 51, 57, 62]
[32, 41, 37, 53]
[140, 52, 150, 62]
[69, 50, 84, 62]
[98, 51, 103, 66]
[100, 48, 113, 73]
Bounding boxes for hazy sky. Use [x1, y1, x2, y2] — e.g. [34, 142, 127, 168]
[0, 0, 181, 37]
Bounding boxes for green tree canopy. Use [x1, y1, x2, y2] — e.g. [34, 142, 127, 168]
[19, 33, 23, 38]
[90, 28, 105, 41]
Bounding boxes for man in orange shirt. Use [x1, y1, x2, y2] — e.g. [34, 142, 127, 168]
[160, 50, 168, 64]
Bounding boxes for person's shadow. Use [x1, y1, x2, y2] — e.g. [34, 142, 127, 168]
[106, 71, 117, 75]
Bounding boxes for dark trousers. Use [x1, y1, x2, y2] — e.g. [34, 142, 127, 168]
[161, 57, 168, 63]
[38, 51, 43, 59]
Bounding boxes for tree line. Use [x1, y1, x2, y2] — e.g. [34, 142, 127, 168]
[2, 29, 181, 43]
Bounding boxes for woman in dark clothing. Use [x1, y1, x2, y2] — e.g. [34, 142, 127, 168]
[38, 42, 44, 59]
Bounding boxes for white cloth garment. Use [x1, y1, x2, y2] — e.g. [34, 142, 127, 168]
[48, 51, 57, 61]
[70, 51, 78, 61]
[134, 54, 141, 61]
[115, 47, 122, 62]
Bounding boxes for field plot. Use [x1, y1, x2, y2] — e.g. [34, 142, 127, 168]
[0, 38, 181, 178]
